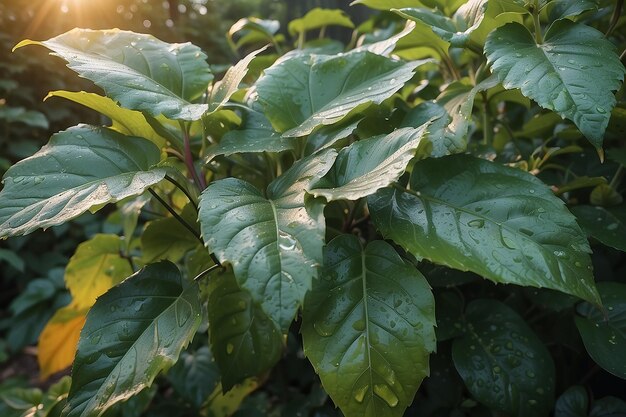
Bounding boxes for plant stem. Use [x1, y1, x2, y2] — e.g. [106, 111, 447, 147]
[148, 188, 202, 243]
[609, 164, 624, 189]
[193, 263, 222, 282]
[532, 0, 543, 44]
[605, 0, 623, 38]
[180, 122, 207, 190]
[165, 174, 199, 212]
[481, 92, 493, 146]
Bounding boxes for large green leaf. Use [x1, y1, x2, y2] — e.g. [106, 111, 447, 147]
[46, 90, 168, 149]
[554, 386, 588, 417]
[15, 29, 212, 120]
[311, 126, 430, 201]
[485, 21, 625, 148]
[256, 51, 426, 137]
[0, 125, 166, 238]
[546, 0, 598, 21]
[571, 205, 626, 252]
[207, 270, 282, 390]
[368, 154, 600, 304]
[576, 282, 626, 379]
[167, 347, 220, 409]
[452, 300, 555, 416]
[65, 261, 201, 417]
[288, 8, 354, 36]
[302, 235, 436, 417]
[198, 150, 337, 331]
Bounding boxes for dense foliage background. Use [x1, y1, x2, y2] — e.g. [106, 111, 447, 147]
[0, 0, 625, 417]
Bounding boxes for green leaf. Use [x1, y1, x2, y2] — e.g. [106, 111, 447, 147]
[395, 0, 488, 48]
[368, 154, 600, 304]
[0, 106, 49, 129]
[46, 91, 168, 149]
[546, 0, 598, 21]
[0, 125, 166, 238]
[452, 300, 555, 416]
[571, 205, 626, 252]
[199, 150, 337, 331]
[207, 101, 295, 161]
[485, 21, 625, 148]
[304, 118, 361, 155]
[65, 261, 201, 417]
[350, 0, 428, 10]
[310, 126, 430, 201]
[208, 47, 267, 113]
[590, 396, 626, 416]
[302, 235, 436, 417]
[207, 270, 282, 390]
[141, 204, 200, 263]
[256, 51, 426, 137]
[554, 386, 588, 417]
[576, 282, 626, 379]
[228, 18, 280, 50]
[288, 8, 354, 36]
[167, 347, 220, 409]
[15, 29, 212, 120]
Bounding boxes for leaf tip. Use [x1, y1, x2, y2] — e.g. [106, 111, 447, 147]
[12, 39, 38, 52]
[596, 147, 605, 163]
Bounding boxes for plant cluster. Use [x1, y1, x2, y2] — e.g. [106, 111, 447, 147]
[1, 1, 626, 417]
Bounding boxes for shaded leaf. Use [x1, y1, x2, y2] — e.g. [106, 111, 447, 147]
[65, 262, 201, 417]
[288, 8, 354, 36]
[547, 0, 598, 21]
[256, 51, 426, 137]
[572, 205, 626, 252]
[141, 204, 200, 263]
[576, 282, 626, 380]
[302, 235, 436, 417]
[0, 125, 166, 238]
[485, 21, 625, 147]
[452, 300, 555, 416]
[167, 346, 220, 409]
[199, 150, 337, 330]
[554, 386, 588, 417]
[207, 270, 282, 390]
[368, 154, 600, 303]
[15, 29, 212, 120]
[311, 126, 430, 201]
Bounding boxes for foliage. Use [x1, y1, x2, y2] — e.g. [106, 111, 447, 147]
[1, 1, 626, 417]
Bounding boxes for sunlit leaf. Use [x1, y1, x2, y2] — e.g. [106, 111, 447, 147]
[38, 307, 86, 379]
[288, 8, 354, 36]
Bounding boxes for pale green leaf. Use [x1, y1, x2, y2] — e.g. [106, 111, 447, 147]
[288, 8, 354, 36]
[0, 125, 166, 238]
[45, 90, 168, 149]
[198, 150, 337, 331]
[452, 300, 555, 416]
[65, 261, 201, 417]
[256, 51, 427, 137]
[368, 155, 600, 303]
[576, 282, 626, 379]
[311, 126, 430, 201]
[15, 29, 212, 120]
[485, 21, 625, 148]
[351, 0, 428, 10]
[141, 204, 200, 263]
[207, 270, 282, 390]
[302, 235, 435, 417]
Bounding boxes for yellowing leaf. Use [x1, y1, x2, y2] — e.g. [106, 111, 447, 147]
[38, 306, 87, 379]
[207, 379, 258, 417]
[65, 234, 133, 310]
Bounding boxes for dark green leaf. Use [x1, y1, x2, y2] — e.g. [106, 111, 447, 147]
[15, 29, 212, 120]
[207, 270, 282, 390]
[590, 396, 626, 416]
[368, 154, 600, 303]
[452, 300, 555, 416]
[304, 118, 361, 155]
[311, 126, 430, 201]
[572, 205, 626, 252]
[65, 262, 201, 417]
[256, 51, 426, 137]
[167, 347, 220, 409]
[485, 21, 625, 148]
[547, 0, 598, 21]
[302, 235, 436, 417]
[576, 282, 626, 379]
[199, 150, 337, 330]
[554, 386, 588, 417]
[0, 125, 166, 238]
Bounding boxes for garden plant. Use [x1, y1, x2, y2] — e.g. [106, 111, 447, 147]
[1, 0, 626, 416]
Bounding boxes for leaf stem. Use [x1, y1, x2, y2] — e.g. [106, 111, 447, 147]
[605, 0, 623, 38]
[148, 188, 202, 244]
[165, 174, 199, 212]
[193, 263, 222, 281]
[481, 92, 493, 146]
[532, 0, 543, 44]
[180, 122, 207, 190]
[609, 164, 624, 189]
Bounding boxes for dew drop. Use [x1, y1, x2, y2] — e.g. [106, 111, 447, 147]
[352, 319, 366, 332]
[468, 219, 485, 228]
[607, 223, 618, 231]
[596, 106, 606, 114]
[354, 385, 368, 404]
[373, 384, 398, 407]
[226, 343, 234, 354]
